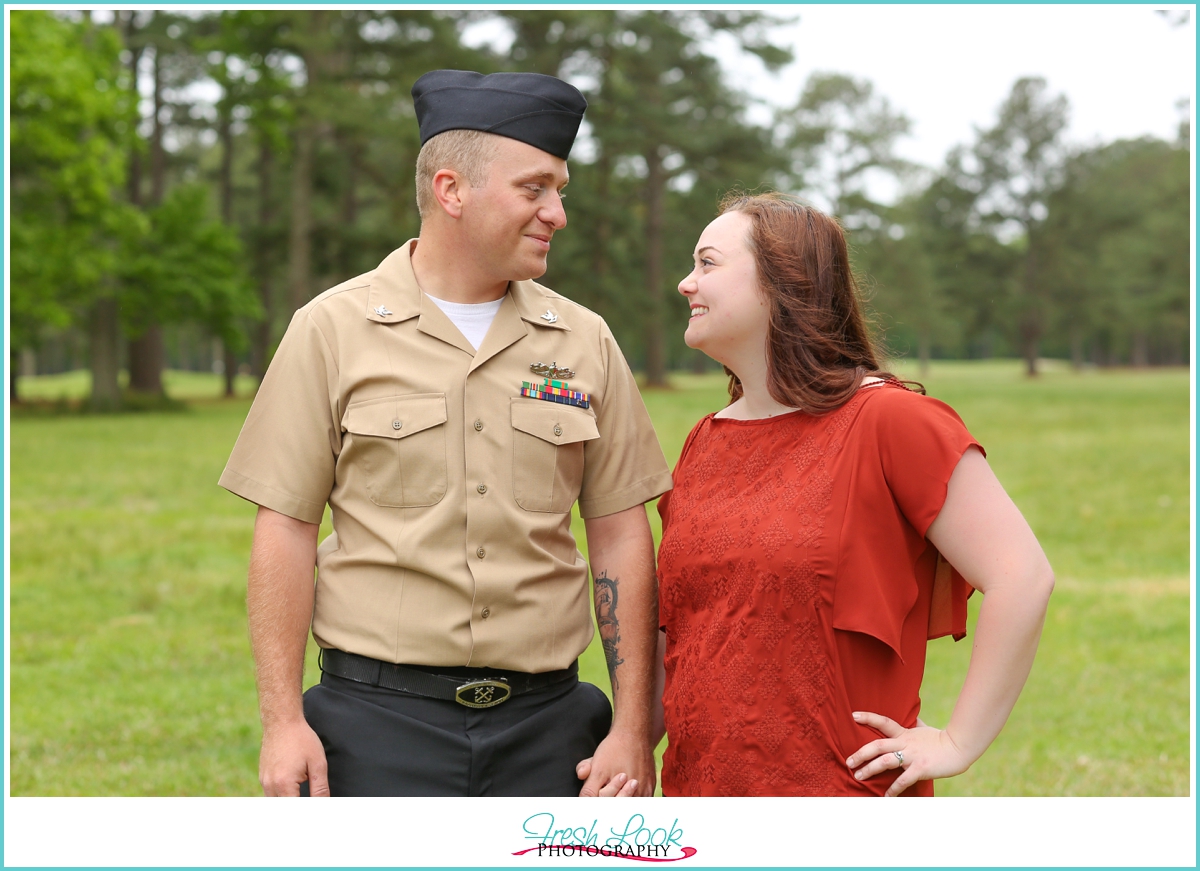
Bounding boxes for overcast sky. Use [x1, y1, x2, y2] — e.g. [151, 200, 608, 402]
[461, 5, 1193, 206]
[716, 4, 1194, 172]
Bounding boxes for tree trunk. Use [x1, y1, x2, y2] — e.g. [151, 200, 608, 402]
[124, 15, 143, 209]
[127, 43, 167, 396]
[150, 46, 166, 205]
[288, 121, 316, 311]
[287, 31, 322, 314]
[643, 148, 667, 387]
[1131, 330, 1149, 367]
[219, 101, 234, 225]
[1168, 334, 1185, 366]
[917, 326, 931, 379]
[1070, 326, 1084, 370]
[1021, 329, 1039, 377]
[219, 99, 237, 399]
[10, 347, 20, 405]
[589, 141, 612, 313]
[128, 325, 165, 393]
[585, 53, 616, 315]
[341, 139, 359, 274]
[90, 297, 122, 410]
[223, 346, 238, 397]
[253, 139, 275, 377]
[1020, 237, 1041, 377]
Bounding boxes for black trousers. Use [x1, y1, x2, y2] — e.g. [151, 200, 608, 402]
[301, 668, 612, 796]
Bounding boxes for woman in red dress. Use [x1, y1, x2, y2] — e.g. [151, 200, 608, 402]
[652, 193, 1054, 796]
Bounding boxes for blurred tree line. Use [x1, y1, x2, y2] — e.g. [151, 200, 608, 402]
[9, 9, 1191, 407]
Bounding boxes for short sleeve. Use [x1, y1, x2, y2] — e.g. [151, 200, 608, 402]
[876, 392, 984, 537]
[577, 320, 673, 518]
[832, 387, 982, 656]
[218, 307, 342, 524]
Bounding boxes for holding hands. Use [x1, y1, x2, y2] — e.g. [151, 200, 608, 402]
[575, 755, 642, 797]
[845, 712, 974, 797]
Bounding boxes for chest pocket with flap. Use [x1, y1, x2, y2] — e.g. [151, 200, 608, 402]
[342, 394, 447, 507]
[511, 398, 601, 513]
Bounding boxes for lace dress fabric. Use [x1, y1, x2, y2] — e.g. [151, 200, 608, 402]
[657, 382, 981, 796]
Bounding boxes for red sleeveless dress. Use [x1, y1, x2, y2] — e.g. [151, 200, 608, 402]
[657, 382, 981, 796]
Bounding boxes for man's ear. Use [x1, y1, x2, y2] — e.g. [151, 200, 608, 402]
[432, 169, 465, 219]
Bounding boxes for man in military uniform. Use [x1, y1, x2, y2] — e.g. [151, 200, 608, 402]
[219, 70, 672, 797]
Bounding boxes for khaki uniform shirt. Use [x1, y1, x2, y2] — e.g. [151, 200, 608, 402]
[220, 242, 672, 672]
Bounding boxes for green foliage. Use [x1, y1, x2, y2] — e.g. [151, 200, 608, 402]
[846, 76, 1187, 372]
[779, 72, 913, 222]
[9, 11, 140, 348]
[1042, 138, 1190, 365]
[10, 10, 1190, 397]
[908, 166, 1021, 357]
[972, 77, 1070, 228]
[503, 10, 789, 379]
[8, 362, 1189, 795]
[120, 183, 261, 350]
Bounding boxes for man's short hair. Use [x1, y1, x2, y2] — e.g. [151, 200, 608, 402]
[414, 129, 498, 219]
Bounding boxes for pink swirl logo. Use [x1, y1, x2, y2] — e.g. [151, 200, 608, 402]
[516, 814, 696, 862]
[512, 845, 698, 862]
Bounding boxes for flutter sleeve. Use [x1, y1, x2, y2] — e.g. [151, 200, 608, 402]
[877, 391, 985, 540]
[831, 387, 983, 658]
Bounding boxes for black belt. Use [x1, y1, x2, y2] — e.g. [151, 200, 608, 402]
[318, 648, 577, 709]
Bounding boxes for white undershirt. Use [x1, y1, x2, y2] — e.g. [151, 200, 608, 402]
[426, 294, 504, 351]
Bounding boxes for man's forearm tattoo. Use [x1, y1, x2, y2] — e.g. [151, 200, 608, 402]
[594, 571, 624, 691]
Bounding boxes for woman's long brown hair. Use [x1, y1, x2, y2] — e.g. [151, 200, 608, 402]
[718, 191, 905, 413]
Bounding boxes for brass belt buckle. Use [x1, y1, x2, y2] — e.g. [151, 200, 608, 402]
[455, 678, 511, 708]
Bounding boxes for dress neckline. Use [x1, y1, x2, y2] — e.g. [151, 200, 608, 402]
[710, 379, 895, 425]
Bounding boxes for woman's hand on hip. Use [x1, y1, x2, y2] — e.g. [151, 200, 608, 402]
[845, 711, 974, 797]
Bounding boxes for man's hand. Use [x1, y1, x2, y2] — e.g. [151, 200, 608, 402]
[581, 505, 659, 798]
[259, 718, 331, 797]
[576, 727, 655, 797]
[247, 506, 322, 797]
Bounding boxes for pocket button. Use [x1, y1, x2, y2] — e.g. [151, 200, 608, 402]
[392, 420, 402, 430]
[476, 547, 486, 559]
[553, 424, 563, 437]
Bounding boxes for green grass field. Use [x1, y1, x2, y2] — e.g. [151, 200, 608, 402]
[8, 360, 1191, 795]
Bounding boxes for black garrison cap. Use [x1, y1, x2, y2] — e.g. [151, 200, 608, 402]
[411, 70, 587, 160]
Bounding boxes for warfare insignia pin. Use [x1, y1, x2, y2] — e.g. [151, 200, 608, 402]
[530, 361, 575, 380]
[540, 309, 558, 324]
[373, 305, 393, 318]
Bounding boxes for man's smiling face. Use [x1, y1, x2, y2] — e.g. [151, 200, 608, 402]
[460, 135, 570, 283]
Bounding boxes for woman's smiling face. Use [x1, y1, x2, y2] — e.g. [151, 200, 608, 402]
[677, 210, 770, 367]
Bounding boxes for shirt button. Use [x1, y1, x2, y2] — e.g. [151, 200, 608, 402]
[477, 483, 487, 495]
[474, 419, 483, 431]
[553, 424, 563, 437]
[476, 547, 486, 559]
[481, 607, 491, 619]
[392, 420, 402, 430]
